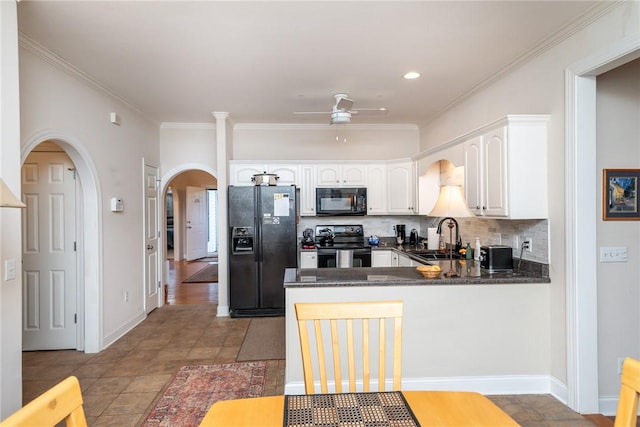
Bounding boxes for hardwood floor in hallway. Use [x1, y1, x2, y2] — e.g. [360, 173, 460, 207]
[19, 257, 614, 426]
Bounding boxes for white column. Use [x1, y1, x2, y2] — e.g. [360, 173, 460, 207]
[213, 112, 230, 317]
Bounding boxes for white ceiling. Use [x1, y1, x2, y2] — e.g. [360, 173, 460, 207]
[17, 1, 605, 126]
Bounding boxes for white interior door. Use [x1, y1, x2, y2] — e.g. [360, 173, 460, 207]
[186, 186, 208, 261]
[144, 164, 160, 313]
[22, 152, 77, 350]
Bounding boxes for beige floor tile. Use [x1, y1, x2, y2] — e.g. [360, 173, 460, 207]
[124, 374, 172, 393]
[102, 391, 157, 416]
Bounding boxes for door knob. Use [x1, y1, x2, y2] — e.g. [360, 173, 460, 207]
[147, 244, 154, 250]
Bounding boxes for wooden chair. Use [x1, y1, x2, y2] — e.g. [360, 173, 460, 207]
[294, 300, 403, 394]
[0, 376, 87, 427]
[614, 357, 640, 427]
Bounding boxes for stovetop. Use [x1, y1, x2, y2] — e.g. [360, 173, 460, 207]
[314, 225, 366, 249]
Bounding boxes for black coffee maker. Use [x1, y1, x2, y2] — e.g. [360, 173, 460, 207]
[409, 228, 419, 245]
[394, 224, 406, 244]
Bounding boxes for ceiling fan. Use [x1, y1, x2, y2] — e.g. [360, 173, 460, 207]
[294, 93, 388, 124]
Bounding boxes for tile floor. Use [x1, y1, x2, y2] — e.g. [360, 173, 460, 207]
[20, 259, 611, 426]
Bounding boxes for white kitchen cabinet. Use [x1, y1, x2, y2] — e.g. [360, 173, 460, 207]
[387, 161, 416, 214]
[299, 165, 316, 216]
[268, 164, 298, 186]
[229, 163, 268, 186]
[317, 164, 367, 187]
[391, 251, 399, 267]
[463, 116, 549, 218]
[229, 163, 298, 186]
[398, 252, 425, 267]
[366, 164, 387, 215]
[371, 250, 392, 267]
[299, 251, 317, 269]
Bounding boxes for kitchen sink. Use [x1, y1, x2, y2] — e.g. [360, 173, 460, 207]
[408, 250, 462, 260]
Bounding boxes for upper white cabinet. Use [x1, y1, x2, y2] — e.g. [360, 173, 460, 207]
[387, 161, 416, 214]
[229, 163, 268, 186]
[229, 163, 298, 186]
[316, 164, 367, 187]
[299, 165, 316, 216]
[463, 115, 549, 218]
[269, 164, 298, 186]
[366, 164, 387, 215]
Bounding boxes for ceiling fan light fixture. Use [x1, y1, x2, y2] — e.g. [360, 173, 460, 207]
[403, 71, 421, 80]
[331, 111, 351, 124]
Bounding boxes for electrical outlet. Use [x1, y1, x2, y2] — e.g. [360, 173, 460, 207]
[618, 358, 625, 375]
[512, 235, 520, 249]
[524, 237, 533, 252]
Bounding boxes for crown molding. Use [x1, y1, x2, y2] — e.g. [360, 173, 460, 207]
[233, 123, 419, 131]
[18, 33, 159, 126]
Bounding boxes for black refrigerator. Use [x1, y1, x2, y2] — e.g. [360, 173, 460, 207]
[228, 185, 297, 317]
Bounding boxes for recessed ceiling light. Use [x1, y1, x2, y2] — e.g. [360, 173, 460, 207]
[403, 71, 421, 80]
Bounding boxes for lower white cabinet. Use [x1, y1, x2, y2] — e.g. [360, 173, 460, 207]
[398, 253, 426, 267]
[299, 251, 317, 269]
[372, 250, 392, 267]
[372, 250, 426, 267]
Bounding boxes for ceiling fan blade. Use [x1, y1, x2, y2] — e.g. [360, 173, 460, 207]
[351, 108, 389, 116]
[293, 111, 332, 115]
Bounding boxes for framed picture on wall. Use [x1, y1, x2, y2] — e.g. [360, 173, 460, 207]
[603, 169, 640, 220]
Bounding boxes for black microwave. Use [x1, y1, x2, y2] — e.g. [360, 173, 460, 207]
[316, 187, 367, 216]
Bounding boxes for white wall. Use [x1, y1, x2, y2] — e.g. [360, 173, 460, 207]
[19, 44, 160, 348]
[596, 58, 640, 398]
[160, 123, 217, 177]
[233, 124, 419, 160]
[0, 1, 25, 417]
[418, 2, 639, 388]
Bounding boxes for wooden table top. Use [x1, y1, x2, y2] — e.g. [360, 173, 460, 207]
[199, 390, 520, 426]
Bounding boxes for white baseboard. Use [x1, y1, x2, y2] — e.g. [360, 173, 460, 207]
[217, 304, 230, 317]
[549, 375, 568, 405]
[102, 311, 146, 350]
[599, 395, 620, 416]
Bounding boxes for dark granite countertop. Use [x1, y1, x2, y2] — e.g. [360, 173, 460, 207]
[284, 259, 550, 288]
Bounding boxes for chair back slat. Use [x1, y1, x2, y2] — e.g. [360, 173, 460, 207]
[615, 357, 640, 427]
[330, 319, 342, 393]
[295, 300, 403, 395]
[0, 376, 87, 427]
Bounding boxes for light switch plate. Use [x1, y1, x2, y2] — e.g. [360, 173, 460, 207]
[4, 259, 16, 281]
[599, 247, 628, 262]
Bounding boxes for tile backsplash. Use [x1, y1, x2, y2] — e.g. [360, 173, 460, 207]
[298, 216, 549, 264]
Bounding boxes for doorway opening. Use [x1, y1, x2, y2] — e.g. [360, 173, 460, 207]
[164, 170, 218, 262]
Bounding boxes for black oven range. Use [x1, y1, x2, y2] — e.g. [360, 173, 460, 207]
[314, 225, 371, 268]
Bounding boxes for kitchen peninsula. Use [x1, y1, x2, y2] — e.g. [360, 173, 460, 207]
[283, 262, 551, 396]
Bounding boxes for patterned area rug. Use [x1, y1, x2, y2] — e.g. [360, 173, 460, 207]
[142, 362, 266, 426]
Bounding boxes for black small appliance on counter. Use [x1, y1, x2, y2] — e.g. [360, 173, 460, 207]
[479, 245, 513, 272]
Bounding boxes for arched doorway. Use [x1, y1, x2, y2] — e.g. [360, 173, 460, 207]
[162, 167, 218, 305]
[22, 131, 102, 354]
